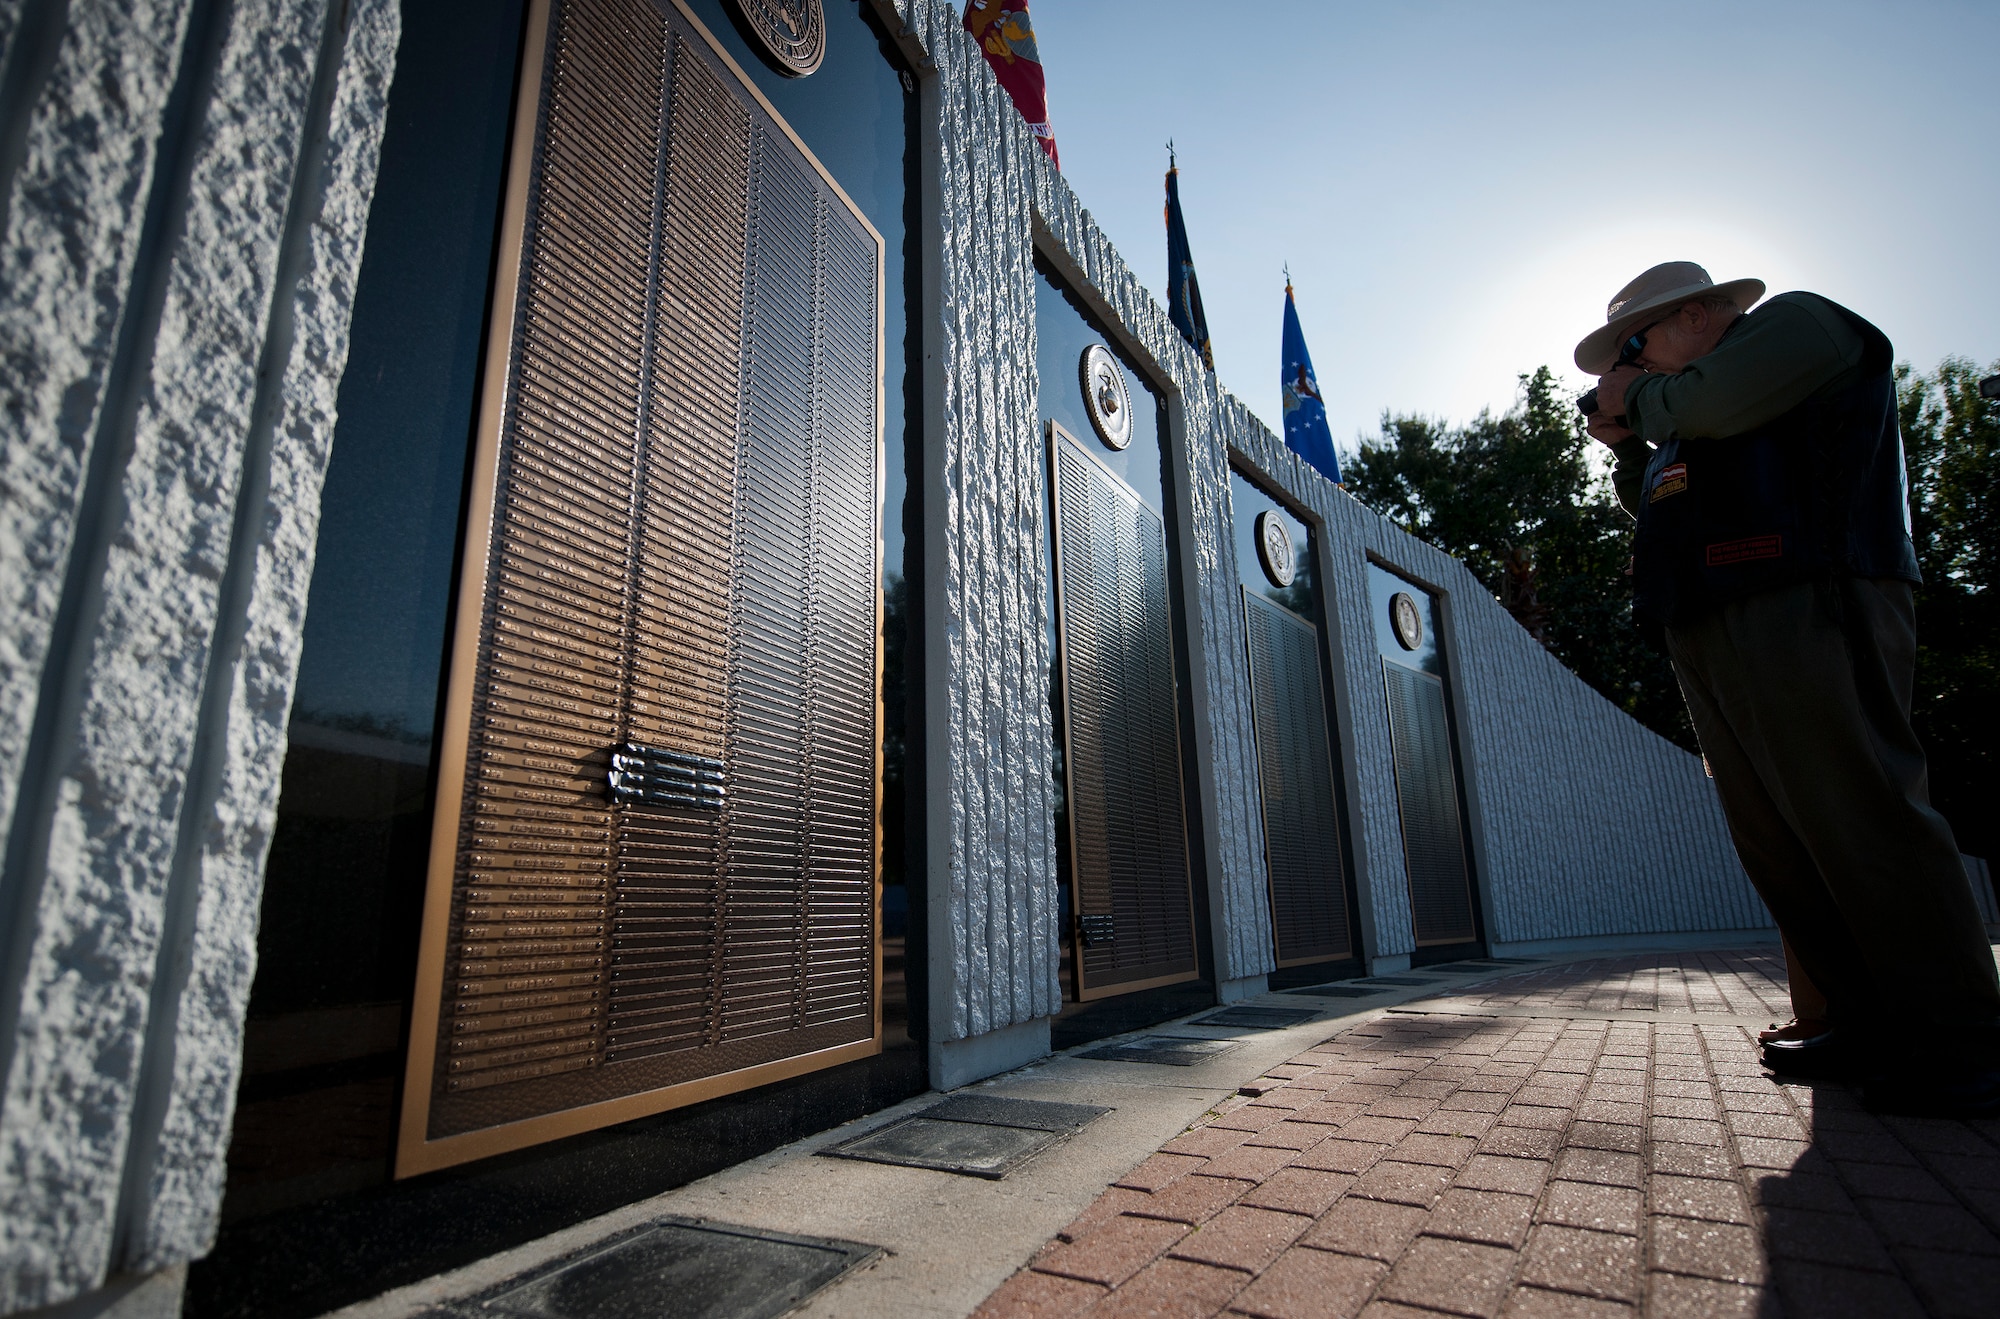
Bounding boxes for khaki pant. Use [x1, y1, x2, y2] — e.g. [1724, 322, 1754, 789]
[1667, 577, 2000, 1035]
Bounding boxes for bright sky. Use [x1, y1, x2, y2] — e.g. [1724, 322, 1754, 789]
[1029, 0, 2000, 455]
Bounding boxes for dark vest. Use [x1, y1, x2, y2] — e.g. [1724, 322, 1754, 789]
[1631, 295, 1919, 632]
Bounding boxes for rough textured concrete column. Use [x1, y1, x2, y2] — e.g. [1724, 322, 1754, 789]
[127, 0, 397, 1271]
[893, 0, 1063, 1045]
[0, 0, 196, 887]
[0, 0, 398, 1306]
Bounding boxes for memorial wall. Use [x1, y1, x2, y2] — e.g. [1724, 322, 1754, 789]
[0, 0, 1765, 1312]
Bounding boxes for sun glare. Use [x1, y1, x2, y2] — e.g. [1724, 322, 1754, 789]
[1455, 216, 1805, 413]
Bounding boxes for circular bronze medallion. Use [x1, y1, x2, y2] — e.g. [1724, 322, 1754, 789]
[1390, 591, 1424, 651]
[730, 0, 825, 76]
[1254, 510, 1296, 588]
[1080, 344, 1133, 451]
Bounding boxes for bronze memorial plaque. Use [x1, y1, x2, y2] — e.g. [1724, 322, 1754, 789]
[1048, 423, 1197, 999]
[1243, 590, 1351, 966]
[1383, 660, 1476, 946]
[397, 0, 883, 1174]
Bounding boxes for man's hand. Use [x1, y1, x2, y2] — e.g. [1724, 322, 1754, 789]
[1593, 364, 1645, 420]
[1583, 363, 1645, 446]
[1585, 414, 1635, 446]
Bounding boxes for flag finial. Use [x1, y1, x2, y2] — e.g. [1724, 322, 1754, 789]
[1166, 138, 1175, 170]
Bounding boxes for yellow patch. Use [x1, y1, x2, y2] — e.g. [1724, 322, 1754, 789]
[1650, 462, 1687, 502]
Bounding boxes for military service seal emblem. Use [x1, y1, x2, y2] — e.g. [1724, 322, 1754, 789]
[1390, 591, 1424, 651]
[1255, 510, 1296, 589]
[730, 0, 825, 76]
[1080, 344, 1132, 451]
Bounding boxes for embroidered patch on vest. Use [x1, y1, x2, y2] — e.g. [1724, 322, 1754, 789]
[1649, 462, 1687, 502]
[1705, 535, 1783, 566]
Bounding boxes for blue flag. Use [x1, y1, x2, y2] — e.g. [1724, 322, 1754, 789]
[1281, 281, 1341, 485]
[1164, 164, 1213, 371]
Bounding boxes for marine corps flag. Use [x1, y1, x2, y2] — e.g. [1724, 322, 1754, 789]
[964, 0, 1058, 167]
[1281, 280, 1342, 485]
[1165, 157, 1213, 371]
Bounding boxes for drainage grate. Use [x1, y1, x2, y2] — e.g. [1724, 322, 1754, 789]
[819, 1094, 1111, 1179]
[444, 1218, 879, 1319]
[1190, 1006, 1320, 1029]
[1281, 984, 1384, 998]
[1348, 975, 1439, 986]
[1079, 1036, 1239, 1066]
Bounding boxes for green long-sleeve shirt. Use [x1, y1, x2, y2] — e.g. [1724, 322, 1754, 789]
[1608, 291, 1867, 517]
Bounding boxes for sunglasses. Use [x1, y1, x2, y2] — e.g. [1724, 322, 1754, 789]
[1611, 316, 1668, 368]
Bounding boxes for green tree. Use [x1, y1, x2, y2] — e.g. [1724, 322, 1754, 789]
[1343, 366, 1695, 750]
[1899, 357, 2000, 862]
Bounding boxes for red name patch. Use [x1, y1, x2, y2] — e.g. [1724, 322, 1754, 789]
[1705, 535, 1783, 566]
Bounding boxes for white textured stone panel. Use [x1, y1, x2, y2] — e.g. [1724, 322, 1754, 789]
[129, 0, 398, 1270]
[0, 0, 195, 885]
[897, 0, 1062, 1040]
[0, 0, 395, 1304]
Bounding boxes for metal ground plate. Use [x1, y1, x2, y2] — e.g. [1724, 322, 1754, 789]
[824, 1117, 1055, 1178]
[438, 1218, 879, 1319]
[920, 1093, 1109, 1132]
[1190, 1006, 1320, 1030]
[1079, 1036, 1240, 1066]
[818, 1094, 1112, 1179]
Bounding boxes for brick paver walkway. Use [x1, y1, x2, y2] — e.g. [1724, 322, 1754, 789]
[976, 951, 2000, 1318]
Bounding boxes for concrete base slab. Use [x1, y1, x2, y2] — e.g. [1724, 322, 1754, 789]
[1214, 974, 1266, 1004]
[23, 1268, 186, 1319]
[928, 1017, 1050, 1091]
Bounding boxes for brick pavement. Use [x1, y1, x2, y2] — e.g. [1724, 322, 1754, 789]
[974, 951, 2000, 1318]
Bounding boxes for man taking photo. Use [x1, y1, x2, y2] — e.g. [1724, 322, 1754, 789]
[1579, 261, 2000, 1117]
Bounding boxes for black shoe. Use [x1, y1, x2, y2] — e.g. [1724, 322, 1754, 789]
[1863, 1065, 2000, 1119]
[1760, 1026, 1856, 1080]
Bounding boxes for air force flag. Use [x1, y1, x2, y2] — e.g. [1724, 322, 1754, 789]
[1281, 281, 1341, 486]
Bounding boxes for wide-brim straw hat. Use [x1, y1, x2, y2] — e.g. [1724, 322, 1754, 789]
[1573, 261, 1765, 374]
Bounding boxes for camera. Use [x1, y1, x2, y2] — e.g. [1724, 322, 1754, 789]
[1981, 374, 1999, 401]
[1577, 327, 1651, 419]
